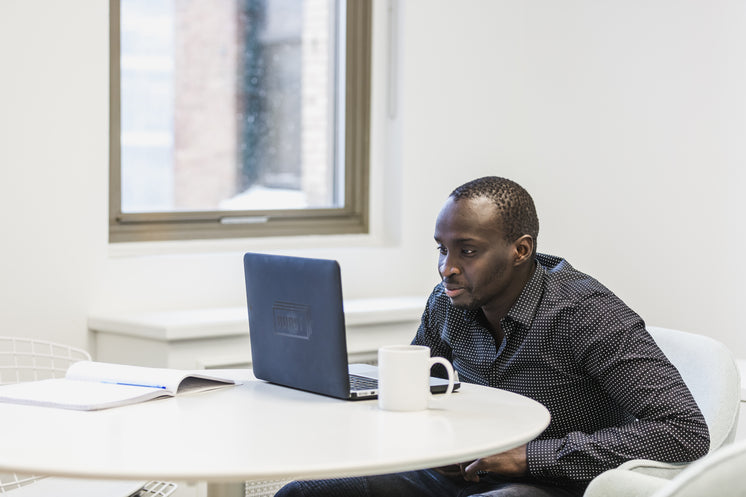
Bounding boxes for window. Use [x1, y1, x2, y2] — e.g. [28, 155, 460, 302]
[109, 0, 371, 242]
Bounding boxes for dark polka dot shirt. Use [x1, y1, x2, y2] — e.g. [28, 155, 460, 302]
[412, 254, 709, 487]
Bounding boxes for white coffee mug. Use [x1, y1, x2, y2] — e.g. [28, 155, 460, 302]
[377, 345, 455, 411]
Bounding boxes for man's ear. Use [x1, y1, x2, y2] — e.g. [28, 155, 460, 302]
[513, 235, 534, 266]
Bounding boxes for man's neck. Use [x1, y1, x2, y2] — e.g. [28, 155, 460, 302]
[481, 260, 536, 333]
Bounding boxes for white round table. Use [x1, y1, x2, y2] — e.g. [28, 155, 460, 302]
[0, 372, 550, 483]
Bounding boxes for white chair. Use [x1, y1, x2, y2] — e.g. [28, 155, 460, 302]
[0, 336, 178, 496]
[651, 439, 746, 496]
[587, 438, 746, 497]
[584, 326, 741, 497]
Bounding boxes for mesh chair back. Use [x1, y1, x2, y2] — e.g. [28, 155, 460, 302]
[0, 336, 91, 385]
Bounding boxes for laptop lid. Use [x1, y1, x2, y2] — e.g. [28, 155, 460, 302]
[243, 252, 353, 399]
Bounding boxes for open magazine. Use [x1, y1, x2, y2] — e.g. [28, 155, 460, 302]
[0, 361, 236, 411]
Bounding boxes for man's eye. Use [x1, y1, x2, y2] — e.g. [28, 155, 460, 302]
[436, 245, 447, 255]
[462, 249, 476, 255]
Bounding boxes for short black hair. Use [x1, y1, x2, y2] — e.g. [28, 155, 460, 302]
[450, 176, 539, 250]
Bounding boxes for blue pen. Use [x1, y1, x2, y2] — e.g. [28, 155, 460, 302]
[103, 381, 167, 390]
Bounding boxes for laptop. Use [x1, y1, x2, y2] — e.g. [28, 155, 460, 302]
[243, 252, 459, 400]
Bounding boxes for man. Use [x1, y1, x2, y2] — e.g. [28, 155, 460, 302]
[276, 176, 709, 497]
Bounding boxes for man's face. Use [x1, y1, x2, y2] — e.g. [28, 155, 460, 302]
[434, 196, 517, 311]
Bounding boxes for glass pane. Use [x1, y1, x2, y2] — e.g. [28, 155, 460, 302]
[120, 0, 341, 214]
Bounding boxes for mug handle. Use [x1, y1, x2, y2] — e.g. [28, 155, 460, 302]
[428, 356, 455, 400]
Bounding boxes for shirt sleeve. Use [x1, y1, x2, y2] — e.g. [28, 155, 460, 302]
[526, 294, 710, 483]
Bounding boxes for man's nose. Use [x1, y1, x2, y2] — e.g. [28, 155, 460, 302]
[439, 255, 461, 277]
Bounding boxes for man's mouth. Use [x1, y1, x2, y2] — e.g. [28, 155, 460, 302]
[444, 285, 466, 299]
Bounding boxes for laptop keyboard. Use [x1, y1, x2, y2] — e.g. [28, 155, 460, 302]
[349, 374, 378, 391]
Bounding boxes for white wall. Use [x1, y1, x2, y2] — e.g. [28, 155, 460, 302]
[1, 0, 745, 357]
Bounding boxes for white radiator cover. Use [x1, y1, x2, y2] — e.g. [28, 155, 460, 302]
[88, 296, 423, 370]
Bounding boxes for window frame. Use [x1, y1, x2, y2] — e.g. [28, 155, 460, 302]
[109, 0, 371, 243]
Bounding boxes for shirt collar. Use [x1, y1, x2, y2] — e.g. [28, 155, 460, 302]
[505, 260, 544, 329]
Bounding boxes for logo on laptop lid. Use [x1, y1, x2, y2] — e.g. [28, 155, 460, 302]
[272, 301, 312, 339]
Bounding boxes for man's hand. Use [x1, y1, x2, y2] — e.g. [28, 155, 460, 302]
[460, 444, 528, 482]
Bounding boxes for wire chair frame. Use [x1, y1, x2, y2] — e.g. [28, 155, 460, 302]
[245, 479, 290, 497]
[0, 336, 92, 385]
[0, 337, 176, 496]
[0, 473, 44, 493]
[142, 481, 179, 496]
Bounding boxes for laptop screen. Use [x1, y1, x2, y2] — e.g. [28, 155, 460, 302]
[243, 253, 353, 398]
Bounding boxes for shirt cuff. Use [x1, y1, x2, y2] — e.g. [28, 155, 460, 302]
[526, 438, 564, 479]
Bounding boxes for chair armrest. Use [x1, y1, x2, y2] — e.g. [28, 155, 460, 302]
[583, 468, 669, 497]
[616, 458, 688, 479]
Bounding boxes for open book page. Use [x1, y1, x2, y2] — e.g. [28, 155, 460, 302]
[0, 361, 237, 411]
[186, 368, 255, 385]
[176, 376, 235, 394]
[65, 361, 236, 395]
[0, 378, 169, 410]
